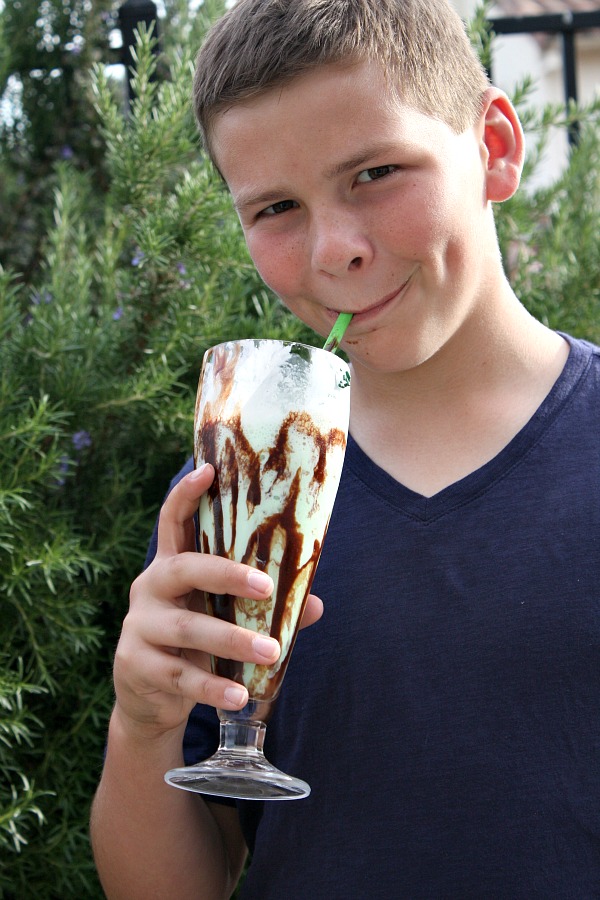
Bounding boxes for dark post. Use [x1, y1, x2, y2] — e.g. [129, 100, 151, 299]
[561, 19, 579, 145]
[488, 10, 600, 148]
[117, 0, 160, 103]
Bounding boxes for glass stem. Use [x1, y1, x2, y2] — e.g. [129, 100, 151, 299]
[218, 718, 266, 756]
[216, 698, 273, 757]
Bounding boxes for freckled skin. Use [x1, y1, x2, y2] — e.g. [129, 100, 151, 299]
[211, 60, 502, 378]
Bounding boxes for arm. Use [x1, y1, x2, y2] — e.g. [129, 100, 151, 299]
[90, 709, 247, 900]
[90, 464, 267, 899]
[90, 464, 322, 898]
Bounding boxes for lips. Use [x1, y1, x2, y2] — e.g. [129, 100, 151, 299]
[327, 276, 412, 324]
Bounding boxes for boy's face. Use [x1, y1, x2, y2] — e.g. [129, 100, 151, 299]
[211, 60, 500, 374]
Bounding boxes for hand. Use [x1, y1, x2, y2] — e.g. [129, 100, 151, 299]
[112, 463, 323, 739]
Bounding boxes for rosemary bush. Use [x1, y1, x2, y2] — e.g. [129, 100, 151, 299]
[496, 91, 600, 341]
[0, 10, 311, 898]
[0, 2, 598, 896]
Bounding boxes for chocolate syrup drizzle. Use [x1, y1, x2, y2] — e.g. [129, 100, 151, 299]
[197, 408, 346, 701]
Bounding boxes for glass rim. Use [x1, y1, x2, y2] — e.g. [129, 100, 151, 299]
[204, 337, 350, 364]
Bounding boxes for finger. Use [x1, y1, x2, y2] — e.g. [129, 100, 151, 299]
[299, 594, 324, 629]
[167, 656, 250, 711]
[115, 639, 250, 712]
[156, 463, 215, 557]
[137, 605, 281, 667]
[138, 551, 274, 608]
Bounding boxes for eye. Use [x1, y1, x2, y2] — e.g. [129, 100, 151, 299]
[356, 165, 397, 183]
[261, 199, 299, 216]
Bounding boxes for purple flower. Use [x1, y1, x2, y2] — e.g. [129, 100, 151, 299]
[60, 145, 74, 160]
[131, 249, 145, 266]
[72, 430, 92, 452]
[112, 306, 124, 321]
[177, 262, 187, 275]
[31, 290, 53, 305]
[55, 454, 70, 487]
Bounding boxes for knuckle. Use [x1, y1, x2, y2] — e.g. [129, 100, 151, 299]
[210, 554, 241, 592]
[194, 670, 215, 705]
[173, 609, 197, 644]
[226, 623, 250, 657]
[168, 661, 185, 694]
[112, 629, 142, 683]
[129, 571, 147, 607]
[164, 552, 187, 582]
[173, 660, 214, 706]
[119, 609, 139, 646]
[112, 642, 128, 675]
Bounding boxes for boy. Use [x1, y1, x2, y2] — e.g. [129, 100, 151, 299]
[90, 1, 600, 897]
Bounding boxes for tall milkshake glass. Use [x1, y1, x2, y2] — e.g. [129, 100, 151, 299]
[165, 339, 350, 800]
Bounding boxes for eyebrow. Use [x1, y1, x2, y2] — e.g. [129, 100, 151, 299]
[233, 141, 401, 214]
[324, 142, 399, 178]
[234, 189, 293, 214]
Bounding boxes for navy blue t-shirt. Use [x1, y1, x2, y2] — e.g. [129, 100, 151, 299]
[148, 335, 600, 899]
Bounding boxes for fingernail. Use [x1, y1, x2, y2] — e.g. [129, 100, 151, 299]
[252, 635, 280, 661]
[247, 571, 273, 593]
[190, 463, 210, 480]
[224, 686, 247, 706]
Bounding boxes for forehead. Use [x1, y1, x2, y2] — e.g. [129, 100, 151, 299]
[210, 60, 452, 192]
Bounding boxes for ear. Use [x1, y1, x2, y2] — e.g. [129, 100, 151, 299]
[479, 88, 525, 202]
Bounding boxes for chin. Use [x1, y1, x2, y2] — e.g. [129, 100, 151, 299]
[347, 336, 445, 377]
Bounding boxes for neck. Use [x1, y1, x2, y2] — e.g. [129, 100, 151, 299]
[348, 290, 569, 496]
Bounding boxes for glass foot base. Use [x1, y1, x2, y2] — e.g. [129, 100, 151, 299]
[165, 754, 310, 800]
[165, 707, 310, 800]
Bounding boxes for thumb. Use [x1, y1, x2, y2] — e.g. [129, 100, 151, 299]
[156, 463, 215, 557]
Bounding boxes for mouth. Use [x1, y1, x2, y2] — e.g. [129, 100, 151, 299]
[327, 275, 413, 325]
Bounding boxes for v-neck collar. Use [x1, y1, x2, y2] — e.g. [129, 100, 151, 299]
[345, 335, 593, 523]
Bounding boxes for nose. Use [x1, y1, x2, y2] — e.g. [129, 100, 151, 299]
[310, 209, 373, 277]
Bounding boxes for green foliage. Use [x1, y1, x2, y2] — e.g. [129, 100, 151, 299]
[495, 97, 600, 340]
[465, 0, 493, 74]
[0, 266, 109, 894]
[0, 7, 313, 898]
[0, 1, 598, 896]
[0, 0, 114, 281]
[468, 3, 600, 340]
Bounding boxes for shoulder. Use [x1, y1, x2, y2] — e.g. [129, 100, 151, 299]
[559, 333, 600, 407]
[562, 332, 600, 362]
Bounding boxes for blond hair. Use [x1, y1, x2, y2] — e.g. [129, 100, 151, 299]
[194, 0, 490, 160]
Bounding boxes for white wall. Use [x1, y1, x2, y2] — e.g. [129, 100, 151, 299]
[451, 0, 600, 185]
[451, 0, 479, 18]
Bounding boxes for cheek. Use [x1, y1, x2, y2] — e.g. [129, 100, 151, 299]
[377, 183, 447, 258]
[245, 234, 302, 299]
[406, 185, 470, 261]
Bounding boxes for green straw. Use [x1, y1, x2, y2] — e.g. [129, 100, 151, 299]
[323, 312, 353, 354]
